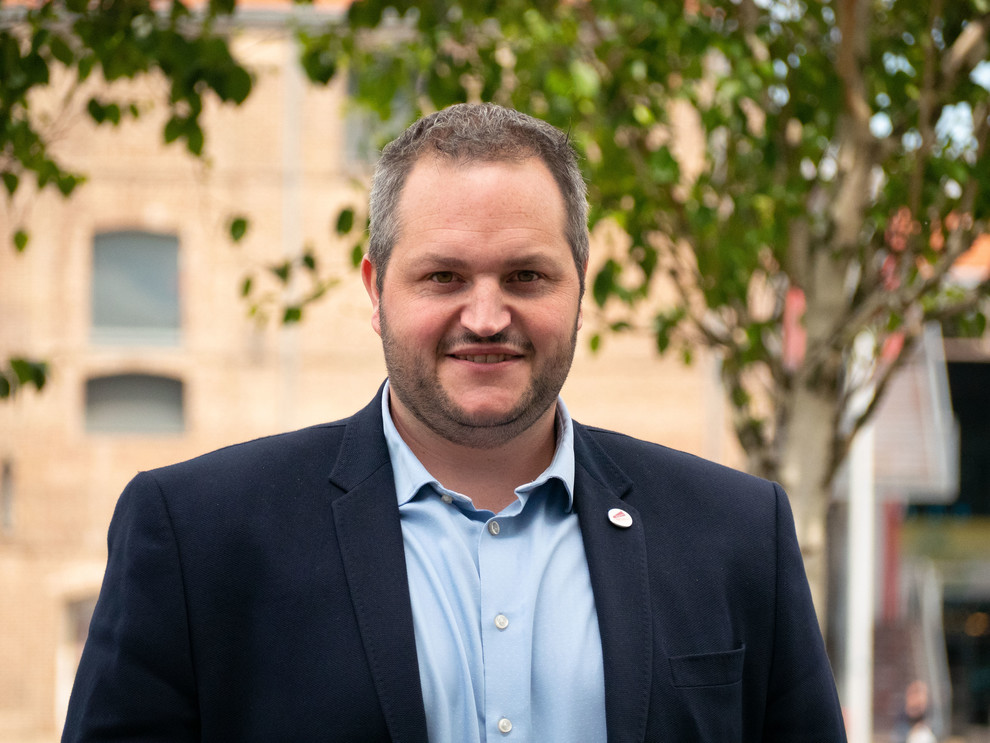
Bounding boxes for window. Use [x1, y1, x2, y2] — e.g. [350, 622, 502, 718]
[91, 231, 180, 345]
[85, 374, 184, 434]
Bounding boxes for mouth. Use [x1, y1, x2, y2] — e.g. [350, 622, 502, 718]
[451, 353, 520, 363]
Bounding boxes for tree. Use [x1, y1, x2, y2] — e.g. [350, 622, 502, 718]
[296, 0, 990, 616]
[1, 0, 252, 396]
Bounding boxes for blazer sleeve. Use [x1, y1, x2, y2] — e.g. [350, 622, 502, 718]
[62, 472, 199, 742]
[764, 483, 847, 741]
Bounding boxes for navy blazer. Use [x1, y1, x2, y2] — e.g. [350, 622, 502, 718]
[64, 391, 846, 742]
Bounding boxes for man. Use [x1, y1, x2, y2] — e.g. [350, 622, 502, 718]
[64, 103, 847, 742]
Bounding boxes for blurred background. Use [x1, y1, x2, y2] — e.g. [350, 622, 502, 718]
[2, 1, 989, 741]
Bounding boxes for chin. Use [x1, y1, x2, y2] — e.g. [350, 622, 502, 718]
[448, 396, 524, 421]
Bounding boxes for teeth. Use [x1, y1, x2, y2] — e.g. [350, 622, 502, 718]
[456, 354, 511, 363]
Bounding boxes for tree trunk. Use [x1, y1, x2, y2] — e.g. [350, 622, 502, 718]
[777, 384, 840, 629]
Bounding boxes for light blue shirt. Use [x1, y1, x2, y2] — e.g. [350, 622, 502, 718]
[381, 382, 607, 743]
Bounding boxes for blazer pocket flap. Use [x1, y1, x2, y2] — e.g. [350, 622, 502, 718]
[669, 646, 745, 688]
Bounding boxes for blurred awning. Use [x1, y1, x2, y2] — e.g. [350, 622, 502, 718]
[873, 323, 959, 503]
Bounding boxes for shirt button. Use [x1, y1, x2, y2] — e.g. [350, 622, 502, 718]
[494, 613, 509, 630]
[488, 520, 500, 536]
[441, 494, 453, 504]
[497, 717, 512, 734]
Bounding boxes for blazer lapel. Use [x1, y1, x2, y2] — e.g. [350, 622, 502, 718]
[573, 424, 653, 743]
[329, 392, 428, 743]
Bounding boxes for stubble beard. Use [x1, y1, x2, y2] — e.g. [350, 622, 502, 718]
[379, 304, 579, 450]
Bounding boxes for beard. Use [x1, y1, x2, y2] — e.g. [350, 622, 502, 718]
[379, 304, 579, 450]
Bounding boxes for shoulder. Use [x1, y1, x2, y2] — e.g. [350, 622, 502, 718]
[149, 420, 350, 487]
[576, 422, 774, 496]
[105, 418, 360, 551]
[573, 422, 784, 541]
[116, 418, 361, 528]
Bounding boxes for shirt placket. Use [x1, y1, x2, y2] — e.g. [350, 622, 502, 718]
[478, 510, 533, 740]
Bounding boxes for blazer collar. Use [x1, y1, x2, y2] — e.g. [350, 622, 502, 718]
[573, 423, 653, 743]
[328, 386, 429, 743]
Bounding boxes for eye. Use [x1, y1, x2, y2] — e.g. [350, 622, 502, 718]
[514, 270, 541, 283]
[429, 271, 456, 284]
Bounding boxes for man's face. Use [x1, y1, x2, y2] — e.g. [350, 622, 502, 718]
[362, 156, 585, 449]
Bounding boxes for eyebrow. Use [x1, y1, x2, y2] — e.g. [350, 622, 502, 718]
[411, 251, 562, 268]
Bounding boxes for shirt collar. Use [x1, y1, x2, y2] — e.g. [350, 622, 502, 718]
[380, 380, 576, 512]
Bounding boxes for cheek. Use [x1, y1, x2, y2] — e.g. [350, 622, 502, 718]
[388, 301, 451, 344]
[527, 316, 577, 349]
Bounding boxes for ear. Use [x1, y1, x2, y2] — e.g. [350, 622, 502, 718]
[360, 255, 382, 336]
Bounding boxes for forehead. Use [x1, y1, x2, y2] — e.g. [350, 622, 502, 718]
[392, 156, 568, 255]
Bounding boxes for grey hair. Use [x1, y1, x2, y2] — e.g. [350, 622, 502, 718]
[368, 103, 588, 292]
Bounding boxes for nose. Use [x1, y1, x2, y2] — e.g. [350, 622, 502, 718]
[460, 279, 511, 338]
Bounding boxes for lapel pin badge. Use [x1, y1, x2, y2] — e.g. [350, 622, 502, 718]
[608, 508, 633, 528]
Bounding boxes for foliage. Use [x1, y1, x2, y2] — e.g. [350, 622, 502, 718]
[297, 0, 990, 491]
[1, 0, 252, 198]
[0, 356, 47, 398]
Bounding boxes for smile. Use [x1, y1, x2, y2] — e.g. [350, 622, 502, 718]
[452, 354, 518, 363]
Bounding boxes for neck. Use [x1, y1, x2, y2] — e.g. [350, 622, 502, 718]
[390, 396, 559, 513]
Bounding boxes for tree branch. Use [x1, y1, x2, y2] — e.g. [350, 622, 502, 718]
[942, 12, 990, 86]
[909, 0, 942, 219]
[835, 0, 872, 128]
[807, 174, 980, 380]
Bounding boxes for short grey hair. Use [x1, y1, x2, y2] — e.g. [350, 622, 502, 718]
[368, 103, 588, 292]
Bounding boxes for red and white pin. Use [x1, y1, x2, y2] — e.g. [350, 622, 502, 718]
[607, 508, 633, 528]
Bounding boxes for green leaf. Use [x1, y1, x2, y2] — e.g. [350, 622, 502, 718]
[240, 276, 253, 296]
[3, 172, 19, 195]
[87, 98, 105, 123]
[229, 216, 248, 242]
[336, 207, 355, 235]
[731, 386, 750, 408]
[592, 259, 620, 308]
[9, 358, 48, 391]
[13, 230, 29, 252]
[223, 66, 253, 104]
[77, 54, 94, 82]
[589, 333, 601, 352]
[164, 116, 184, 144]
[653, 308, 686, 354]
[283, 306, 303, 324]
[299, 34, 338, 85]
[270, 261, 291, 282]
[185, 122, 204, 155]
[49, 35, 74, 66]
[302, 252, 317, 271]
[56, 173, 80, 196]
[350, 243, 364, 268]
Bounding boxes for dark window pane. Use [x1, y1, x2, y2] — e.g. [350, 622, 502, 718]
[91, 231, 179, 344]
[85, 374, 184, 434]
